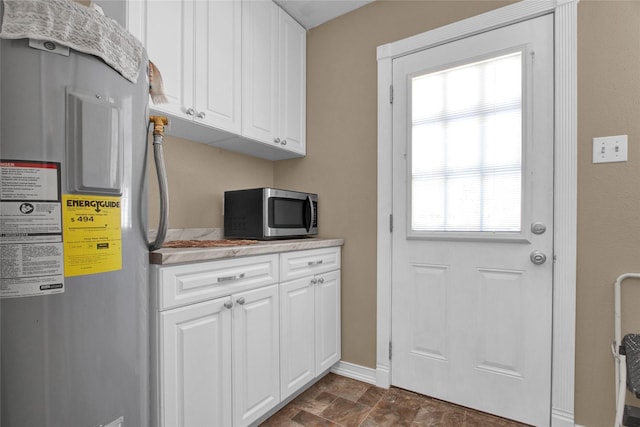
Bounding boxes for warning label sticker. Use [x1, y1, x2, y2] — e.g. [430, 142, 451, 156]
[1, 160, 64, 298]
[62, 194, 122, 276]
[0, 160, 60, 200]
[0, 239, 65, 298]
[0, 201, 62, 234]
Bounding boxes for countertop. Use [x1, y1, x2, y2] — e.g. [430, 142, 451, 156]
[149, 233, 344, 265]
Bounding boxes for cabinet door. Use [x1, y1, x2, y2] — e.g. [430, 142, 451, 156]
[129, 0, 194, 119]
[242, 0, 279, 145]
[278, 9, 306, 155]
[280, 277, 315, 400]
[315, 270, 341, 374]
[194, 0, 242, 133]
[160, 297, 232, 427]
[232, 284, 280, 426]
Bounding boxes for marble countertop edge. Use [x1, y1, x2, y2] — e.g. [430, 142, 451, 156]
[149, 236, 345, 265]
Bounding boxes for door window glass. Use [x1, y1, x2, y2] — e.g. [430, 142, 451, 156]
[411, 51, 522, 233]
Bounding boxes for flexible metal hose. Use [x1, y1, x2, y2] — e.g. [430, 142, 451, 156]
[148, 116, 169, 250]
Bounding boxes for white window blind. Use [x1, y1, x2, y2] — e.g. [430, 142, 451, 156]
[411, 51, 523, 233]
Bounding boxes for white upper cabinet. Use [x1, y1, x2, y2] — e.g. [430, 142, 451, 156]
[241, 0, 278, 145]
[242, 0, 306, 156]
[194, 0, 242, 134]
[128, 0, 194, 121]
[128, 0, 242, 138]
[278, 10, 306, 155]
[128, 0, 306, 160]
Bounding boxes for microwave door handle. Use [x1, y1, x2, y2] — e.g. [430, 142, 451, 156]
[304, 196, 314, 232]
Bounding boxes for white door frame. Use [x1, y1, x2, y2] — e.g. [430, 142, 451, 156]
[376, 1, 578, 426]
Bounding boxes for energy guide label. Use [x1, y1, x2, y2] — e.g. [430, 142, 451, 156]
[63, 195, 123, 276]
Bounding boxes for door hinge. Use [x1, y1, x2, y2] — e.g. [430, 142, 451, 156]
[389, 214, 393, 232]
[388, 341, 392, 360]
[389, 85, 394, 104]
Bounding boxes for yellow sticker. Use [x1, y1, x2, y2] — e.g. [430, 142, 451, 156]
[62, 195, 122, 276]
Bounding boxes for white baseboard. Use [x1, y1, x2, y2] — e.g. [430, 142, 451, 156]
[552, 407, 576, 427]
[330, 360, 377, 385]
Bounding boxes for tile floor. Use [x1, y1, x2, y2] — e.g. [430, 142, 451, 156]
[260, 373, 530, 427]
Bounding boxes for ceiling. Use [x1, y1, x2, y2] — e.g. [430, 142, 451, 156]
[274, 0, 375, 29]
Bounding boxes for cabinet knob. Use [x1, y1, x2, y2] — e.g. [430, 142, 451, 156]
[223, 301, 233, 309]
[197, 112, 206, 119]
[318, 277, 324, 284]
[281, 139, 287, 146]
[310, 278, 318, 285]
[236, 297, 246, 305]
[274, 137, 281, 144]
[185, 108, 195, 116]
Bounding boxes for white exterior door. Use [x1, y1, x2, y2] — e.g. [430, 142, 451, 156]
[391, 15, 554, 426]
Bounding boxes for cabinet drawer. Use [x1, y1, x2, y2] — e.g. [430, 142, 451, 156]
[280, 247, 341, 282]
[156, 254, 279, 311]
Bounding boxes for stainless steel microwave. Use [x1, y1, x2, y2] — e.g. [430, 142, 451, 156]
[224, 188, 318, 240]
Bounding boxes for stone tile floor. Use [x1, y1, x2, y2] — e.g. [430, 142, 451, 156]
[260, 373, 530, 427]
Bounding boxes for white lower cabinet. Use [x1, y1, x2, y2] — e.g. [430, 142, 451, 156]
[280, 277, 316, 398]
[232, 285, 280, 426]
[314, 270, 341, 374]
[280, 247, 342, 400]
[153, 246, 341, 427]
[160, 297, 233, 427]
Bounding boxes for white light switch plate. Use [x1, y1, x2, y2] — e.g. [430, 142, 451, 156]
[593, 135, 628, 163]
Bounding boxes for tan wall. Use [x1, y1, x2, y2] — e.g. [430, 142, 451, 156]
[576, 1, 640, 425]
[149, 1, 640, 425]
[148, 135, 274, 229]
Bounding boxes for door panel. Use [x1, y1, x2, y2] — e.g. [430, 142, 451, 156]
[194, 0, 241, 133]
[134, 0, 193, 118]
[391, 14, 553, 426]
[160, 298, 232, 427]
[232, 284, 280, 427]
[280, 277, 315, 400]
[315, 270, 341, 373]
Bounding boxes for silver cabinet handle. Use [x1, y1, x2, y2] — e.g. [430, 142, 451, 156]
[530, 250, 547, 265]
[274, 137, 281, 144]
[223, 301, 233, 309]
[318, 277, 324, 284]
[236, 297, 246, 305]
[308, 260, 323, 267]
[185, 108, 195, 116]
[217, 273, 245, 283]
[197, 112, 206, 119]
[281, 139, 287, 146]
[310, 278, 318, 285]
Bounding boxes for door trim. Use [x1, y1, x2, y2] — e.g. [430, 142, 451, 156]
[376, 1, 578, 426]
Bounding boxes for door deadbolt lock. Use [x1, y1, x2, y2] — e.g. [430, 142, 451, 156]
[531, 222, 547, 235]
[530, 250, 547, 265]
